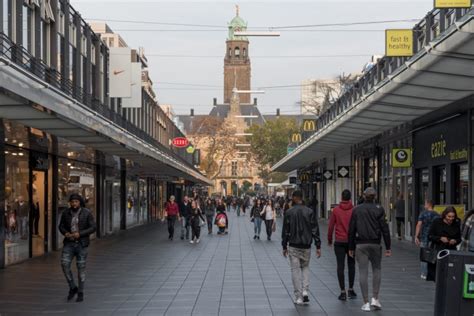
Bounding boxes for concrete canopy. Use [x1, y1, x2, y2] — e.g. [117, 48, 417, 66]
[272, 11, 474, 173]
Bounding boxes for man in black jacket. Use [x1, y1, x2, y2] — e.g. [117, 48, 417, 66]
[282, 191, 321, 305]
[348, 187, 391, 312]
[180, 196, 192, 240]
[59, 194, 96, 303]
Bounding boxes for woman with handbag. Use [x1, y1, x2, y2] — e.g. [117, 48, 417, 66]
[251, 199, 263, 240]
[427, 206, 462, 281]
[262, 199, 276, 241]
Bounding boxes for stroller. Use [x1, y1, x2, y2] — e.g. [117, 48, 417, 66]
[215, 213, 227, 234]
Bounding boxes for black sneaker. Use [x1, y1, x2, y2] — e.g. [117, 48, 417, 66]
[303, 291, 309, 303]
[253, 235, 257, 239]
[76, 292, 84, 302]
[348, 289, 357, 299]
[338, 292, 347, 301]
[67, 287, 78, 301]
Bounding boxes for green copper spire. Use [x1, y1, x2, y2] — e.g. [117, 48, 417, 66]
[228, 5, 248, 41]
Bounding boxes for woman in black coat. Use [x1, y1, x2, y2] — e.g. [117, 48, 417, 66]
[427, 206, 462, 281]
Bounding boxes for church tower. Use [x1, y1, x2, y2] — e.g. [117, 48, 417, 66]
[224, 6, 251, 104]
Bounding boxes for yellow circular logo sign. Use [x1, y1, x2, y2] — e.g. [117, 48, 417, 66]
[186, 146, 195, 154]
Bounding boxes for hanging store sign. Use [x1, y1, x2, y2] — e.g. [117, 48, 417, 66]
[434, 0, 472, 8]
[323, 170, 333, 180]
[291, 133, 302, 144]
[337, 166, 350, 178]
[193, 149, 201, 165]
[385, 29, 414, 57]
[312, 173, 323, 183]
[392, 148, 412, 168]
[172, 137, 189, 148]
[109, 47, 132, 98]
[121, 62, 142, 108]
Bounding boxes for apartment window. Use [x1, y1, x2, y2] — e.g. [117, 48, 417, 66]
[22, 4, 28, 49]
[99, 53, 104, 103]
[2, 0, 8, 35]
[231, 161, 238, 176]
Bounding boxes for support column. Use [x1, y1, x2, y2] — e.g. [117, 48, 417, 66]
[0, 120, 5, 268]
[120, 158, 126, 230]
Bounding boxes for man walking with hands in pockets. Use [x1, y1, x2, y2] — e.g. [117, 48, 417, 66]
[348, 187, 391, 312]
[282, 190, 321, 305]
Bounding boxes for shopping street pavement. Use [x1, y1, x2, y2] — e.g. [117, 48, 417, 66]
[0, 212, 436, 316]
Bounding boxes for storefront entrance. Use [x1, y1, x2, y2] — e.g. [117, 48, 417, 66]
[31, 170, 49, 257]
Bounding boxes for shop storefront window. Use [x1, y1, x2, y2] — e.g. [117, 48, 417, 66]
[417, 169, 430, 214]
[454, 163, 468, 206]
[126, 177, 139, 228]
[57, 159, 96, 248]
[139, 179, 148, 225]
[435, 166, 447, 205]
[4, 146, 29, 265]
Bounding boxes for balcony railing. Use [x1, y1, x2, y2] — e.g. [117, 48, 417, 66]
[315, 7, 472, 132]
[0, 31, 195, 168]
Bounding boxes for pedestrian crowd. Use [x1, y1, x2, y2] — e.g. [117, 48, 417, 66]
[55, 188, 474, 313]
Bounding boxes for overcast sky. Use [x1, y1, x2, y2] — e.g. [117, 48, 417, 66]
[71, 0, 433, 115]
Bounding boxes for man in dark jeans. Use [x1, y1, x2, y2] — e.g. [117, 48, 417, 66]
[327, 189, 357, 301]
[180, 196, 192, 240]
[349, 187, 391, 312]
[59, 194, 96, 303]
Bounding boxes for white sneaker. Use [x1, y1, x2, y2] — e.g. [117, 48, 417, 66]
[196, 239, 200, 244]
[371, 298, 382, 310]
[190, 240, 194, 244]
[294, 298, 304, 305]
[361, 303, 371, 312]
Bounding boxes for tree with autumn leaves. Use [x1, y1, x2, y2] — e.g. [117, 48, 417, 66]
[245, 117, 299, 184]
[188, 116, 239, 180]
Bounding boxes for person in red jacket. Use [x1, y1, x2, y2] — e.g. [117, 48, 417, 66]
[165, 196, 180, 240]
[328, 189, 357, 301]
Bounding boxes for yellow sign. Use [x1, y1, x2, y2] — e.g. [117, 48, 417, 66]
[291, 133, 302, 143]
[299, 173, 310, 182]
[303, 120, 316, 132]
[434, 0, 472, 8]
[386, 29, 414, 57]
[434, 205, 465, 220]
[186, 146, 195, 154]
[392, 148, 412, 168]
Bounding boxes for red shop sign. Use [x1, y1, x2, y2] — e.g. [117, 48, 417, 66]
[172, 137, 189, 148]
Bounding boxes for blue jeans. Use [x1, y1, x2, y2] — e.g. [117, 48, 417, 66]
[181, 217, 190, 239]
[254, 217, 262, 236]
[61, 243, 88, 292]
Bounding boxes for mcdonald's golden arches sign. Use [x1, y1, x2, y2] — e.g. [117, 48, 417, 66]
[291, 133, 302, 143]
[303, 119, 317, 132]
[299, 173, 310, 182]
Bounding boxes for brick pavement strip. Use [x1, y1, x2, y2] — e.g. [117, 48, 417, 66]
[0, 213, 435, 316]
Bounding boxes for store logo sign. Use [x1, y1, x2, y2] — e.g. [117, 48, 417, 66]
[338, 166, 350, 178]
[323, 170, 333, 180]
[392, 148, 412, 168]
[431, 138, 447, 159]
[385, 29, 414, 57]
[172, 137, 189, 148]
